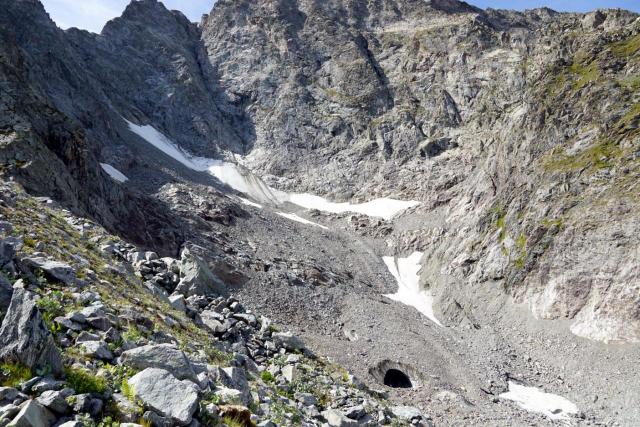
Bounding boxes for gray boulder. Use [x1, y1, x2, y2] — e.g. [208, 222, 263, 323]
[7, 400, 56, 427]
[322, 409, 358, 427]
[21, 258, 76, 285]
[79, 341, 113, 360]
[174, 249, 224, 297]
[168, 294, 186, 313]
[272, 332, 305, 351]
[0, 286, 63, 375]
[390, 405, 422, 420]
[127, 368, 199, 426]
[36, 389, 73, 414]
[121, 344, 199, 383]
[215, 367, 250, 405]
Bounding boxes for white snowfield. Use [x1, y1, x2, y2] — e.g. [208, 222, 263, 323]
[276, 212, 329, 230]
[100, 163, 129, 183]
[126, 119, 419, 222]
[383, 252, 442, 326]
[286, 193, 420, 221]
[500, 381, 579, 422]
[237, 197, 263, 209]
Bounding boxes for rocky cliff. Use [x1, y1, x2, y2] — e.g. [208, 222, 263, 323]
[0, 0, 639, 426]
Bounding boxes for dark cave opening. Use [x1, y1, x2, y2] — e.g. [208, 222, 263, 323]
[383, 368, 413, 388]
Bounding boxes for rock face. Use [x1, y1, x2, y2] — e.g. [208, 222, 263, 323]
[0, 286, 63, 375]
[127, 368, 199, 426]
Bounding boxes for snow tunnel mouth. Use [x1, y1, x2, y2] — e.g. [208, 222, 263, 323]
[370, 360, 421, 389]
[384, 368, 413, 388]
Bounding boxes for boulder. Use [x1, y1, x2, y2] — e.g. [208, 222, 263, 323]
[272, 332, 305, 351]
[0, 286, 63, 375]
[36, 389, 73, 414]
[217, 367, 250, 404]
[281, 365, 298, 383]
[21, 257, 76, 284]
[174, 249, 224, 297]
[200, 311, 225, 334]
[390, 405, 422, 420]
[71, 394, 103, 418]
[168, 294, 186, 313]
[120, 344, 199, 383]
[79, 341, 113, 360]
[127, 368, 199, 426]
[7, 400, 56, 427]
[322, 409, 358, 427]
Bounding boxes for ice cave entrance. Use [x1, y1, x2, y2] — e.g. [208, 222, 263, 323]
[384, 368, 413, 388]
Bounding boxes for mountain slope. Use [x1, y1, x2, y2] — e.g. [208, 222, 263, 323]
[0, 0, 639, 425]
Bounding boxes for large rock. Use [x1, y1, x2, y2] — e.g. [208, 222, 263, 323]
[79, 341, 113, 361]
[36, 389, 73, 414]
[322, 409, 358, 427]
[390, 405, 423, 420]
[0, 286, 63, 375]
[121, 344, 199, 383]
[7, 400, 56, 427]
[174, 248, 224, 297]
[216, 367, 250, 404]
[127, 368, 199, 426]
[21, 258, 76, 285]
[272, 332, 305, 351]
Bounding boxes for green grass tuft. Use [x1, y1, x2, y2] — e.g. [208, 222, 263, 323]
[0, 362, 33, 387]
[260, 370, 275, 384]
[65, 367, 107, 394]
[611, 34, 640, 58]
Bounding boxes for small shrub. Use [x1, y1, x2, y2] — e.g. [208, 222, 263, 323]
[0, 362, 33, 387]
[260, 370, 275, 383]
[65, 367, 107, 394]
[121, 379, 136, 402]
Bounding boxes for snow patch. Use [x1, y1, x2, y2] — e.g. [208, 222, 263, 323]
[276, 212, 328, 230]
[126, 119, 419, 218]
[500, 381, 578, 422]
[383, 252, 442, 326]
[100, 163, 128, 183]
[286, 193, 420, 221]
[237, 197, 263, 209]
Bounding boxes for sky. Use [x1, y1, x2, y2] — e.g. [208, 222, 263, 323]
[41, 0, 640, 34]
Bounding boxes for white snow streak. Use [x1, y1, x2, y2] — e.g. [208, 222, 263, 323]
[237, 197, 263, 209]
[383, 252, 442, 326]
[126, 119, 419, 219]
[100, 163, 128, 183]
[276, 212, 328, 230]
[287, 193, 420, 221]
[500, 381, 579, 422]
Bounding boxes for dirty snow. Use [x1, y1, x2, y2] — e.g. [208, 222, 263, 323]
[499, 381, 579, 422]
[276, 212, 328, 230]
[237, 197, 263, 209]
[126, 119, 419, 218]
[286, 193, 420, 221]
[100, 163, 129, 183]
[383, 252, 442, 326]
